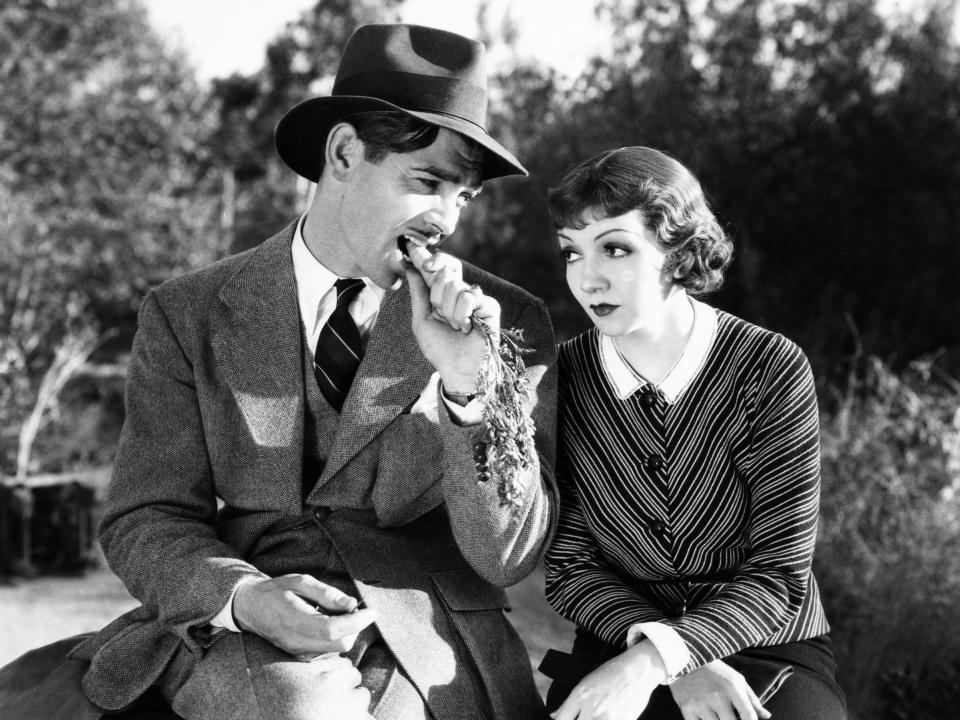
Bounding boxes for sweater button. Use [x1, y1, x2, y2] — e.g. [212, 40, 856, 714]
[645, 455, 664, 471]
[639, 386, 657, 408]
[665, 604, 685, 618]
[648, 520, 667, 537]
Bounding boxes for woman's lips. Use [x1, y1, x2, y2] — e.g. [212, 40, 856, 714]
[590, 303, 618, 317]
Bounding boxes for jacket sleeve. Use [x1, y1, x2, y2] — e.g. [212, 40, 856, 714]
[437, 297, 559, 587]
[99, 291, 267, 651]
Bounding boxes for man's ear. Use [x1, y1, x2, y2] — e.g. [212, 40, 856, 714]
[325, 122, 363, 181]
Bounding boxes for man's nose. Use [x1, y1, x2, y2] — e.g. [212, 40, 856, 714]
[426, 194, 461, 238]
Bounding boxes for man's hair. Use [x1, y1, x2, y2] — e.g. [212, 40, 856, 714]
[317, 111, 481, 175]
[547, 146, 733, 295]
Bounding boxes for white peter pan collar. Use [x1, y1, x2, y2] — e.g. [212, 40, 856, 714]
[599, 298, 718, 404]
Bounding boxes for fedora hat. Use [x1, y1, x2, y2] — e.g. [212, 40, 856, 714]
[274, 23, 527, 182]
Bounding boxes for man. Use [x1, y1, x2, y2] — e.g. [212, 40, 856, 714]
[0, 23, 557, 720]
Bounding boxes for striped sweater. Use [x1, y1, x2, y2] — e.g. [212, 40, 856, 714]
[544, 307, 830, 674]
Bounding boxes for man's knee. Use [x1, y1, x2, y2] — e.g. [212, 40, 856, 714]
[169, 633, 372, 720]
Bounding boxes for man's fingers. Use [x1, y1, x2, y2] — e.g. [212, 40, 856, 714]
[406, 243, 434, 275]
[293, 574, 358, 614]
[452, 290, 479, 334]
[319, 606, 377, 637]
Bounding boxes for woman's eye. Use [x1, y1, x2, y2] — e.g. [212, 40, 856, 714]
[604, 244, 629, 258]
[560, 248, 581, 263]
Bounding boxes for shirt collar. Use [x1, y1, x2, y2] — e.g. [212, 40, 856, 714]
[291, 214, 385, 332]
[599, 298, 718, 404]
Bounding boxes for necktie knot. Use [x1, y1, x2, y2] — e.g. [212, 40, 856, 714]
[334, 278, 365, 311]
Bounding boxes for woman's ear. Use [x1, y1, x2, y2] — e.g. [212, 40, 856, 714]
[325, 122, 362, 181]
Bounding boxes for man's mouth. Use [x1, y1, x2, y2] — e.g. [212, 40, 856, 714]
[397, 233, 436, 260]
[590, 303, 618, 317]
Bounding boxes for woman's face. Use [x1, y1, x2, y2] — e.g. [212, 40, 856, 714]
[558, 210, 680, 336]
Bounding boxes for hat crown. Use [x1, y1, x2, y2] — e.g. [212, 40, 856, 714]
[331, 24, 488, 127]
[274, 23, 526, 182]
[335, 24, 486, 89]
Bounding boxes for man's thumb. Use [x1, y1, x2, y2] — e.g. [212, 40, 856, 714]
[405, 267, 430, 319]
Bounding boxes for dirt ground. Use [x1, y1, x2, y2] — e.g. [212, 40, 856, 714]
[0, 557, 574, 699]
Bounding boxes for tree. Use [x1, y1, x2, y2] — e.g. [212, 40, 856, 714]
[205, 0, 403, 253]
[0, 0, 221, 474]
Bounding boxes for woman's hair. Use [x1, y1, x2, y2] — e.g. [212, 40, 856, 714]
[547, 146, 733, 295]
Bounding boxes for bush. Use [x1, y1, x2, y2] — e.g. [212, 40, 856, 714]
[816, 354, 960, 717]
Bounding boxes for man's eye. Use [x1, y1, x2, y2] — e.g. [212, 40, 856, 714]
[457, 193, 475, 208]
[418, 178, 440, 190]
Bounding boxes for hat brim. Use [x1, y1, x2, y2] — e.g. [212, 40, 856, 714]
[275, 95, 527, 183]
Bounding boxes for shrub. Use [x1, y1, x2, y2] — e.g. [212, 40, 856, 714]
[816, 354, 960, 717]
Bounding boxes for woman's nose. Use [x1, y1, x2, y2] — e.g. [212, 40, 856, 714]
[579, 260, 608, 293]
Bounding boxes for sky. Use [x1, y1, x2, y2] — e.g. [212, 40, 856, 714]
[142, 0, 606, 81]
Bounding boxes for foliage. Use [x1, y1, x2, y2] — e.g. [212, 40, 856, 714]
[205, 0, 403, 252]
[816, 353, 960, 716]
[0, 0, 223, 474]
[460, 0, 960, 382]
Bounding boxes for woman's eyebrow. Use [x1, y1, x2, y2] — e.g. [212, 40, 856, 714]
[593, 228, 643, 242]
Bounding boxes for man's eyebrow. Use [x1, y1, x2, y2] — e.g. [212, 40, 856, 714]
[417, 164, 482, 192]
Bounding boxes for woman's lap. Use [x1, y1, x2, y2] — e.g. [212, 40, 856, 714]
[545, 633, 847, 720]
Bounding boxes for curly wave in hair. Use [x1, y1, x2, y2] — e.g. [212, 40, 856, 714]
[547, 146, 733, 295]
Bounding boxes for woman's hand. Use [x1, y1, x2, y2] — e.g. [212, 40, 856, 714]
[551, 640, 666, 720]
[668, 660, 771, 720]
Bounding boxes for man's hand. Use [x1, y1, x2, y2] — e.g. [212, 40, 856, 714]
[233, 574, 376, 658]
[551, 640, 666, 720]
[405, 246, 500, 393]
[668, 659, 771, 720]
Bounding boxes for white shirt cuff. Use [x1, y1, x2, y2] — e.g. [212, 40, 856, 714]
[210, 578, 257, 632]
[626, 621, 690, 681]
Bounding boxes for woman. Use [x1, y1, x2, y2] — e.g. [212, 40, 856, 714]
[542, 146, 845, 720]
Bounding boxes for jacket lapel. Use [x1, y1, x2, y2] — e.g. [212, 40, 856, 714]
[317, 284, 434, 487]
[211, 223, 305, 490]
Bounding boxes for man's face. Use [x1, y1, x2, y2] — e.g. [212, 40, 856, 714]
[333, 128, 484, 289]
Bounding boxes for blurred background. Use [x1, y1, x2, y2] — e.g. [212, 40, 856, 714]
[1, 0, 960, 717]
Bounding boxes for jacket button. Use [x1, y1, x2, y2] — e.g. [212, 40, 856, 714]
[645, 455, 664, 471]
[313, 506, 330, 521]
[473, 442, 487, 462]
[477, 471, 490, 483]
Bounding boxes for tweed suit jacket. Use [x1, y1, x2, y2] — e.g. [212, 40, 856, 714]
[68, 221, 559, 719]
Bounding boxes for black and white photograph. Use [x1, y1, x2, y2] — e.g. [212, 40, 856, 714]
[2, 1, 959, 718]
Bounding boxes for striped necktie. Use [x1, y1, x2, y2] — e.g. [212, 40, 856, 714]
[313, 278, 365, 412]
